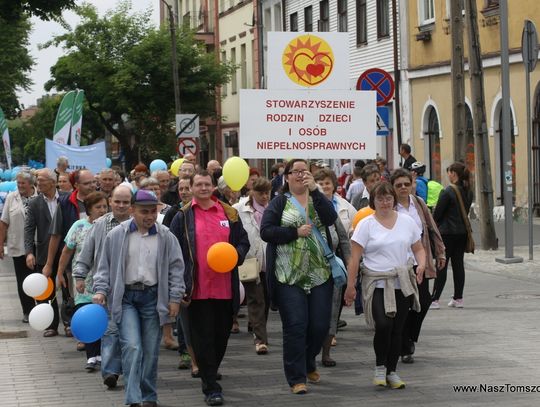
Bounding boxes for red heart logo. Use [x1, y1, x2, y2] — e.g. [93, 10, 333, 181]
[306, 64, 325, 77]
[292, 52, 333, 86]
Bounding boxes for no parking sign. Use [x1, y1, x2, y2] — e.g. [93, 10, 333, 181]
[356, 68, 395, 106]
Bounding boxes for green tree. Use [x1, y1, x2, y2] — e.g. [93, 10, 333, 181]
[8, 94, 104, 164]
[44, 1, 234, 168]
[0, 0, 75, 21]
[0, 15, 33, 116]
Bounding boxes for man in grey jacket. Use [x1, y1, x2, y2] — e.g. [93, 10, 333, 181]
[93, 189, 185, 407]
[73, 183, 132, 389]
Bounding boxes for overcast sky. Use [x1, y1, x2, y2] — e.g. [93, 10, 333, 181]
[18, 0, 159, 108]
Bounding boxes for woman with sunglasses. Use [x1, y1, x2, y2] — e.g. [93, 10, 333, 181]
[391, 169, 445, 364]
[344, 181, 425, 389]
[261, 158, 337, 395]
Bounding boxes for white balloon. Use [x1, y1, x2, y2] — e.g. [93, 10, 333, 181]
[239, 282, 245, 304]
[22, 273, 48, 298]
[28, 303, 54, 331]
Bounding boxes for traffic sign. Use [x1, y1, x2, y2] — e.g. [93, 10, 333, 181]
[356, 68, 395, 106]
[376, 106, 390, 136]
[522, 20, 538, 73]
[176, 114, 199, 138]
[177, 138, 199, 157]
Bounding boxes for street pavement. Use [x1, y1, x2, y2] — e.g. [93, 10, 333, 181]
[1, 230, 540, 407]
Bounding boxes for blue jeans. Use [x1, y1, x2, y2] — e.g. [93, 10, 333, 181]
[119, 286, 162, 405]
[101, 316, 122, 378]
[275, 277, 333, 387]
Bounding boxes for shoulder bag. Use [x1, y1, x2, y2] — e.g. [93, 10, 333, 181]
[449, 184, 475, 254]
[286, 193, 348, 287]
[238, 258, 260, 283]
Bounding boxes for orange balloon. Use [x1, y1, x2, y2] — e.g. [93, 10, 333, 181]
[352, 207, 375, 229]
[207, 242, 238, 273]
[34, 277, 54, 301]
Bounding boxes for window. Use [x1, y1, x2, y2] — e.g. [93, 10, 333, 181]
[419, 0, 435, 26]
[319, 0, 329, 32]
[231, 47, 237, 94]
[356, 0, 367, 45]
[304, 6, 313, 32]
[426, 107, 441, 182]
[240, 44, 247, 89]
[290, 12, 298, 32]
[221, 51, 227, 96]
[338, 0, 347, 32]
[274, 4, 282, 31]
[377, 0, 389, 38]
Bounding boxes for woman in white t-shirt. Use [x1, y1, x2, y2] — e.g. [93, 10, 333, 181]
[344, 181, 426, 390]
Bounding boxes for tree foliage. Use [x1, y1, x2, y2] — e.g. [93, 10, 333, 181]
[44, 1, 234, 168]
[0, 0, 75, 21]
[0, 15, 33, 116]
[8, 94, 104, 165]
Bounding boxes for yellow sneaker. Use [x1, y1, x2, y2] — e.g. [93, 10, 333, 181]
[386, 372, 406, 389]
[373, 366, 387, 387]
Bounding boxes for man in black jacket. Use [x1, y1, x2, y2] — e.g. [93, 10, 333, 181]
[399, 143, 417, 170]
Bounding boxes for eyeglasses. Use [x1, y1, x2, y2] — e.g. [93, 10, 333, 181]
[289, 170, 308, 176]
[375, 196, 394, 203]
[394, 182, 412, 189]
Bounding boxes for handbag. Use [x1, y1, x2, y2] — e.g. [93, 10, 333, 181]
[449, 184, 475, 254]
[286, 194, 348, 287]
[238, 257, 260, 282]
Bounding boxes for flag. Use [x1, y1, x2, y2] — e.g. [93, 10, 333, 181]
[52, 90, 76, 144]
[70, 90, 84, 146]
[0, 107, 12, 169]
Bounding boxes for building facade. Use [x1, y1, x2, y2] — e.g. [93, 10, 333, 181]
[405, 0, 540, 213]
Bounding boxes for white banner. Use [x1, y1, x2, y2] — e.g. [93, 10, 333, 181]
[267, 32, 350, 90]
[45, 139, 107, 174]
[239, 89, 377, 159]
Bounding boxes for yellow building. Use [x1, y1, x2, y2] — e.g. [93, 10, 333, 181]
[405, 0, 540, 213]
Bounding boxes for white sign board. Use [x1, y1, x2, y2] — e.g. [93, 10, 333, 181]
[45, 139, 107, 174]
[239, 89, 376, 159]
[267, 32, 350, 90]
[175, 114, 199, 138]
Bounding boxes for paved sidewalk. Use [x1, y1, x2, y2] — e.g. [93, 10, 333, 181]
[1, 253, 540, 407]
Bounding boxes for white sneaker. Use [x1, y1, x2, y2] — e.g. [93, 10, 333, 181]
[448, 298, 464, 308]
[429, 300, 440, 310]
[386, 372, 406, 389]
[373, 365, 387, 387]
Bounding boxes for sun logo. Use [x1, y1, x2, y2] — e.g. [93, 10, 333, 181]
[282, 35, 334, 87]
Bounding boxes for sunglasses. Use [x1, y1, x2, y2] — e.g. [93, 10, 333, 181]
[394, 182, 412, 189]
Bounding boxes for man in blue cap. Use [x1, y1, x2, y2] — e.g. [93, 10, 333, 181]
[93, 189, 185, 407]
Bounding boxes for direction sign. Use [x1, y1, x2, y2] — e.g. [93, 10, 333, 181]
[177, 138, 199, 157]
[176, 114, 199, 138]
[356, 68, 395, 106]
[522, 20, 538, 73]
[376, 106, 389, 136]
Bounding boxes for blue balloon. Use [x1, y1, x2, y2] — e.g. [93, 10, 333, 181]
[70, 304, 108, 343]
[106, 158, 112, 168]
[3, 170, 11, 180]
[149, 159, 167, 172]
[6, 181, 17, 192]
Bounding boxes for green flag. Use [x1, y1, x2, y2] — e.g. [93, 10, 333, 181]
[70, 90, 84, 146]
[53, 90, 76, 144]
[0, 107, 12, 169]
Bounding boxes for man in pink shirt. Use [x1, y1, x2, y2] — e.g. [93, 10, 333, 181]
[169, 170, 250, 407]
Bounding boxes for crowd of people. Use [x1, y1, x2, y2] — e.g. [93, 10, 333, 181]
[0, 146, 474, 406]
